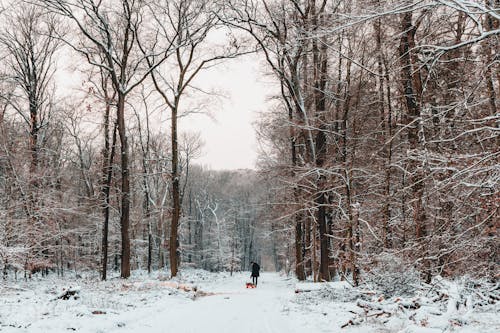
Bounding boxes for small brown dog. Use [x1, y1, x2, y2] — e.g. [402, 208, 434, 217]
[246, 282, 256, 288]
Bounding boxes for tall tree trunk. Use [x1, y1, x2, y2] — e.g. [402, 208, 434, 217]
[28, 97, 38, 178]
[352, 203, 360, 286]
[101, 101, 117, 280]
[142, 161, 152, 274]
[484, 0, 499, 132]
[294, 204, 306, 280]
[137, 99, 153, 274]
[399, 12, 429, 282]
[188, 190, 193, 263]
[383, 61, 394, 249]
[282, 75, 306, 280]
[312, 0, 331, 282]
[374, 6, 393, 249]
[341, 46, 354, 282]
[170, 105, 180, 277]
[304, 216, 312, 277]
[117, 93, 131, 278]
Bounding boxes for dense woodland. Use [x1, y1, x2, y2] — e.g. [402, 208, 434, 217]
[0, 0, 498, 285]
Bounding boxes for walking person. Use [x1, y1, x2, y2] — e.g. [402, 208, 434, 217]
[250, 261, 260, 287]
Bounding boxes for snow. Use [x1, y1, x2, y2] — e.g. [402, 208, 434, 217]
[295, 280, 352, 292]
[0, 270, 498, 333]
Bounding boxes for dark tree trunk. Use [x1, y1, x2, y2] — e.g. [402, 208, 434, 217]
[188, 190, 192, 263]
[399, 12, 429, 282]
[117, 93, 131, 279]
[383, 67, 394, 249]
[484, 1, 499, 133]
[374, 6, 393, 249]
[399, 12, 426, 240]
[352, 204, 360, 286]
[101, 102, 117, 280]
[29, 98, 39, 177]
[170, 105, 180, 277]
[312, 0, 331, 282]
[294, 205, 306, 280]
[281, 74, 306, 280]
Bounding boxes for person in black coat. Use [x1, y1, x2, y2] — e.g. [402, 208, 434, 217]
[250, 261, 260, 286]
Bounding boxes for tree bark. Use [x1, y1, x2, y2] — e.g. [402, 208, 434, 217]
[312, 0, 331, 282]
[170, 105, 180, 277]
[374, 5, 393, 249]
[117, 93, 131, 278]
[383, 64, 394, 249]
[399, 12, 426, 241]
[399, 11, 429, 282]
[484, 0, 499, 131]
[352, 204, 360, 286]
[101, 101, 117, 280]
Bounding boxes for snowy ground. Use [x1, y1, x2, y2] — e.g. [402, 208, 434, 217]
[0, 270, 498, 332]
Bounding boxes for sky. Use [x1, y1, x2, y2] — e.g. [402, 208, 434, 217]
[43, 13, 274, 171]
[0, 0, 274, 171]
[178, 54, 271, 170]
[53, 50, 271, 171]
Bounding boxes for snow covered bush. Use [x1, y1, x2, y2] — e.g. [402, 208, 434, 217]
[363, 253, 421, 297]
[293, 281, 367, 307]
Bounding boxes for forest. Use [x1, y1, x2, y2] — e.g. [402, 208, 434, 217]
[0, 0, 498, 290]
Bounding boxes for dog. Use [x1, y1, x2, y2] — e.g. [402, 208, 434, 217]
[246, 282, 256, 288]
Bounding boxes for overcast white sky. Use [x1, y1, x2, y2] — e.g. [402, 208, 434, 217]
[55, 52, 271, 171]
[48, 25, 272, 171]
[180, 54, 270, 170]
[0, 1, 273, 171]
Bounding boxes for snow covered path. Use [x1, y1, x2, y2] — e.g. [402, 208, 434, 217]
[120, 272, 306, 333]
[1, 272, 329, 333]
[2, 270, 498, 333]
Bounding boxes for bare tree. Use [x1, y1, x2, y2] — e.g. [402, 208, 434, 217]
[141, 0, 242, 277]
[38, 0, 173, 278]
[251, 0, 499, 284]
[0, 4, 62, 276]
[0, 4, 59, 184]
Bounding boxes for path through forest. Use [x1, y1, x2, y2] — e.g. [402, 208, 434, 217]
[2, 270, 498, 333]
[110, 272, 311, 333]
[2, 271, 345, 333]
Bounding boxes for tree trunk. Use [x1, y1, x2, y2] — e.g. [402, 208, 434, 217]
[28, 97, 38, 177]
[374, 7, 393, 249]
[294, 208, 306, 280]
[170, 105, 180, 277]
[304, 216, 312, 277]
[383, 74, 394, 249]
[312, 1, 331, 282]
[282, 74, 306, 280]
[484, 0, 499, 132]
[117, 93, 131, 279]
[352, 204, 360, 286]
[101, 109, 117, 281]
[399, 12, 429, 282]
[138, 113, 153, 274]
[399, 12, 426, 240]
[188, 190, 193, 263]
